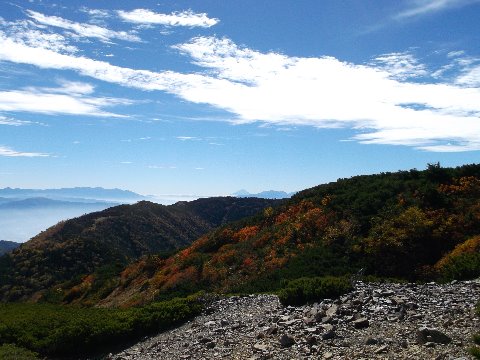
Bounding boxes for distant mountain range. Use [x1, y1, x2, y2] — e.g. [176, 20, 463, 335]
[0, 240, 20, 255]
[0, 197, 117, 210]
[232, 189, 295, 199]
[0, 187, 147, 243]
[0, 187, 145, 203]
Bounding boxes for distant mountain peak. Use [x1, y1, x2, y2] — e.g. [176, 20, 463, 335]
[232, 189, 251, 196]
[0, 240, 20, 255]
[0, 187, 145, 201]
[232, 189, 294, 199]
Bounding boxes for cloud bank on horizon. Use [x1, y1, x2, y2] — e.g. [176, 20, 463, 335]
[0, 0, 479, 161]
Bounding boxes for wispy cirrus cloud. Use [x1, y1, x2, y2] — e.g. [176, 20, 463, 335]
[0, 115, 36, 126]
[176, 136, 200, 141]
[0, 80, 132, 117]
[0, 145, 48, 157]
[117, 9, 219, 28]
[456, 63, 480, 87]
[26, 10, 141, 42]
[1, 30, 480, 152]
[371, 52, 427, 80]
[396, 0, 480, 19]
[0, 16, 78, 54]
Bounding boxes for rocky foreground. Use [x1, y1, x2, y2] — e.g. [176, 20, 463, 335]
[110, 280, 480, 359]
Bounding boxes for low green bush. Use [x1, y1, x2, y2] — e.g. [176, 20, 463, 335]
[438, 253, 480, 282]
[0, 344, 38, 360]
[0, 295, 202, 357]
[278, 276, 353, 306]
[470, 347, 480, 359]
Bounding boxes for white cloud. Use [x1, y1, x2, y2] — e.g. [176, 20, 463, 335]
[372, 52, 427, 80]
[176, 136, 200, 141]
[0, 17, 77, 54]
[0, 115, 33, 126]
[396, 0, 480, 19]
[447, 50, 466, 58]
[80, 8, 110, 19]
[0, 145, 48, 157]
[0, 81, 131, 117]
[456, 64, 480, 87]
[26, 10, 140, 42]
[148, 165, 177, 169]
[1, 31, 480, 152]
[117, 9, 219, 28]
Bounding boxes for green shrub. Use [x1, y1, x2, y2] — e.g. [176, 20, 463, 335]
[0, 296, 202, 357]
[437, 253, 480, 282]
[470, 346, 480, 359]
[0, 344, 38, 360]
[278, 276, 353, 306]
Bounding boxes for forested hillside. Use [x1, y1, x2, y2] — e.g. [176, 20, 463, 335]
[97, 163, 480, 306]
[0, 197, 278, 302]
[2, 164, 480, 308]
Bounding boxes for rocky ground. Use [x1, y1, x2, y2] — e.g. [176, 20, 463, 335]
[109, 280, 480, 359]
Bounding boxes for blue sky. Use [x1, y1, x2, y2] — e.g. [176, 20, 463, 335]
[0, 0, 479, 198]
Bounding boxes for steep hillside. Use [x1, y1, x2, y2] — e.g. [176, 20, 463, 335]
[0, 197, 278, 302]
[98, 163, 480, 306]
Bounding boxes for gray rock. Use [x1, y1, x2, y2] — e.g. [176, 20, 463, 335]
[353, 317, 369, 329]
[326, 304, 338, 317]
[416, 327, 452, 344]
[252, 343, 269, 352]
[375, 345, 388, 354]
[322, 329, 336, 340]
[279, 334, 295, 347]
[265, 325, 278, 335]
[205, 341, 216, 349]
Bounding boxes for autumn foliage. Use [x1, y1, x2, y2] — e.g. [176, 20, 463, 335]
[3, 163, 480, 307]
[105, 163, 480, 304]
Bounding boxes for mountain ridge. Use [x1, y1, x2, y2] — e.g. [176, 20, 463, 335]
[2, 163, 480, 308]
[97, 163, 480, 307]
[0, 240, 20, 255]
[232, 189, 295, 199]
[0, 186, 145, 202]
[0, 196, 280, 302]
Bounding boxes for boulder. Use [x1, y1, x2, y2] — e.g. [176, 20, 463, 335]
[416, 327, 452, 345]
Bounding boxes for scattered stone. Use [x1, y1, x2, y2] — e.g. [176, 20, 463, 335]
[322, 329, 336, 340]
[205, 341, 215, 349]
[253, 343, 269, 352]
[353, 317, 370, 329]
[111, 281, 480, 360]
[375, 345, 388, 354]
[279, 334, 295, 348]
[306, 335, 317, 346]
[265, 326, 278, 335]
[326, 304, 338, 317]
[416, 327, 452, 345]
